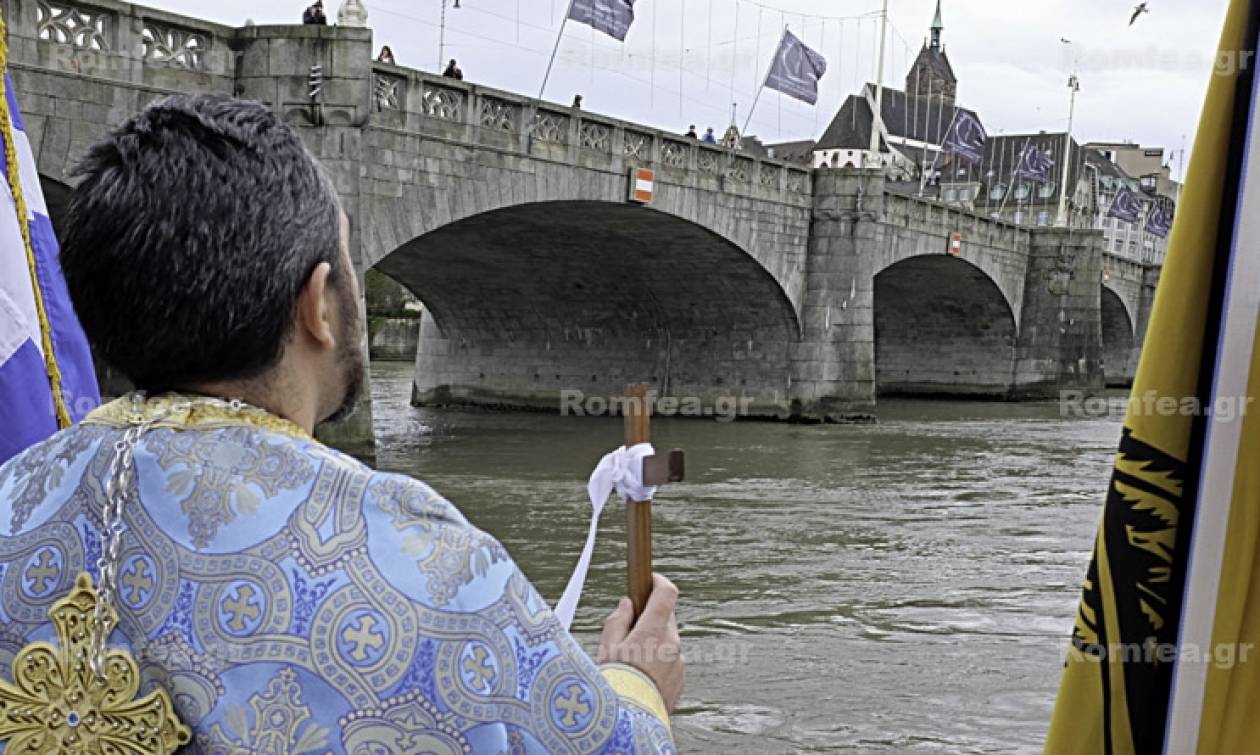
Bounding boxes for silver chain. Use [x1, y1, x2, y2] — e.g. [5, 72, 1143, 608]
[90, 392, 260, 680]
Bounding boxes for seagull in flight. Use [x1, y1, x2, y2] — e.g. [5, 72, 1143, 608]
[1130, 2, 1149, 26]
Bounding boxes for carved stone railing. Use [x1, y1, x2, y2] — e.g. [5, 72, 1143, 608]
[28, 0, 235, 79]
[370, 67, 812, 204]
[623, 130, 651, 161]
[478, 95, 519, 133]
[140, 20, 209, 70]
[37, 0, 112, 51]
[1103, 249, 1160, 274]
[579, 120, 611, 152]
[883, 189, 1032, 250]
[374, 72, 405, 112]
[530, 109, 570, 145]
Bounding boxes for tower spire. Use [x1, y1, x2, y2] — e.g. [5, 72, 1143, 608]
[930, 0, 943, 50]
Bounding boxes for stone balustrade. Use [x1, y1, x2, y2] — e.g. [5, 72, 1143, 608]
[369, 63, 813, 206]
[13, 0, 235, 81]
[882, 189, 1032, 250]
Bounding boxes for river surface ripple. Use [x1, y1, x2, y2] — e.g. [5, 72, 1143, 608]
[369, 361, 1119, 753]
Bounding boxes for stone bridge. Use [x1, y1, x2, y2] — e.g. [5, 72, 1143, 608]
[6, 0, 1160, 453]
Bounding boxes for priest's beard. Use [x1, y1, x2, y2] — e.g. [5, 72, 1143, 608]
[323, 276, 367, 425]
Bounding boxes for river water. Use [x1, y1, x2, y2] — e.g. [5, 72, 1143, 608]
[369, 361, 1121, 753]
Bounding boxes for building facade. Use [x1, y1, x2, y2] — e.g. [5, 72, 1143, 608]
[770, 2, 1182, 270]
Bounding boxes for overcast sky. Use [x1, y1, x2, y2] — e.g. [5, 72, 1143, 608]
[150, 1, 1229, 180]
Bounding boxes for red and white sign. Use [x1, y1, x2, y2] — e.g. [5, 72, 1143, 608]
[629, 167, 655, 204]
[949, 232, 963, 256]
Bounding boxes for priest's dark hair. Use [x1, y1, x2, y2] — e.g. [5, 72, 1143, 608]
[59, 94, 344, 392]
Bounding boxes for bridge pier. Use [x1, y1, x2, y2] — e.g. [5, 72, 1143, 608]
[787, 169, 879, 421]
[232, 24, 378, 457]
[1012, 229, 1105, 398]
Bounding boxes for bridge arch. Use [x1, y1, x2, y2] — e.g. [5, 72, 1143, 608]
[373, 200, 801, 415]
[1101, 284, 1136, 387]
[361, 161, 809, 318]
[873, 254, 1018, 397]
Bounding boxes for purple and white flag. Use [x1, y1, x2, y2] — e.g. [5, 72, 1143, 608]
[765, 30, 828, 105]
[943, 111, 986, 164]
[1016, 143, 1054, 184]
[1147, 201, 1173, 238]
[1109, 187, 1145, 224]
[567, 0, 636, 42]
[0, 76, 99, 465]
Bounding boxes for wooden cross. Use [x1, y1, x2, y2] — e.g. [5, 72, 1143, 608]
[623, 384, 685, 620]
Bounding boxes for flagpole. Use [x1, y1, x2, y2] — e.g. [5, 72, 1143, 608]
[865, 0, 889, 169]
[538, 0, 578, 104]
[739, 24, 788, 148]
[919, 77, 932, 185]
[1056, 40, 1080, 226]
[998, 137, 1031, 220]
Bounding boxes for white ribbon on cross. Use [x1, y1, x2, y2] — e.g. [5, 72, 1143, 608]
[553, 443, 657, 630]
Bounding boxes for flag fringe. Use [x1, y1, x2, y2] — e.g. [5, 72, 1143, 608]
[0, 8, 73, 429]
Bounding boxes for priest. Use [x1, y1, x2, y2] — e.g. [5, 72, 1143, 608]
[0, 94, 683, 752]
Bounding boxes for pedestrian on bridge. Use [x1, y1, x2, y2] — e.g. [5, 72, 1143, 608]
[377, 45, 396, 65]
[686, 124, 698, 138]
[701, 127, 717, 144]
[302, 0, 326, 25]
[443, 59, 464, 80]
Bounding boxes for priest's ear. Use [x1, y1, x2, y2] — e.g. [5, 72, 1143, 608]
[294, 261, 337, 353]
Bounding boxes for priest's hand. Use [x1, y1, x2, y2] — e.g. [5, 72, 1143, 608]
[597, 573, 685, 712]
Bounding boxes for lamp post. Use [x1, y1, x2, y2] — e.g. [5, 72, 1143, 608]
[866, 0, 890, 170]
[439, 0, 462, 71]
[1057, 38, 1080, 227]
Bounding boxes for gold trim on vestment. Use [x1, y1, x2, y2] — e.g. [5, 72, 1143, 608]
[85, 395, 315, 442]
[599, 662, 672, 732]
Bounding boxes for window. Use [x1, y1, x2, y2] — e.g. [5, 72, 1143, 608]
[1014, 183, 1031, 200]
[1014, 210, 1026, 225]
[1113, 238, 1124, 252]
[958, 188, 973, 202]
[1038, 181, 1057, 199]
[1037, 211, 1050, 226]
[944, 188, 958, 201]
[989, 183, 1008, 200]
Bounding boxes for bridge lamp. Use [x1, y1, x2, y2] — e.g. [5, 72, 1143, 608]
[439, 0, 462, 71]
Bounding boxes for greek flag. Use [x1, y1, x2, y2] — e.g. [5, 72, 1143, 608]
[1147, 201, 1173, 238]
[943, 111, 986, 164]
[765, 30, 828, 105]
[1015, 143, 1054, 184]
[1109, 186, 1144, 223]
[567, 0, 635, 42]
[0, 75, 98, 465]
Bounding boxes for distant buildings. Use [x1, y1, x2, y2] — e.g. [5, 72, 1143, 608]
[764, 0, 1180, 268]
[1084, 142, 1179, 265]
